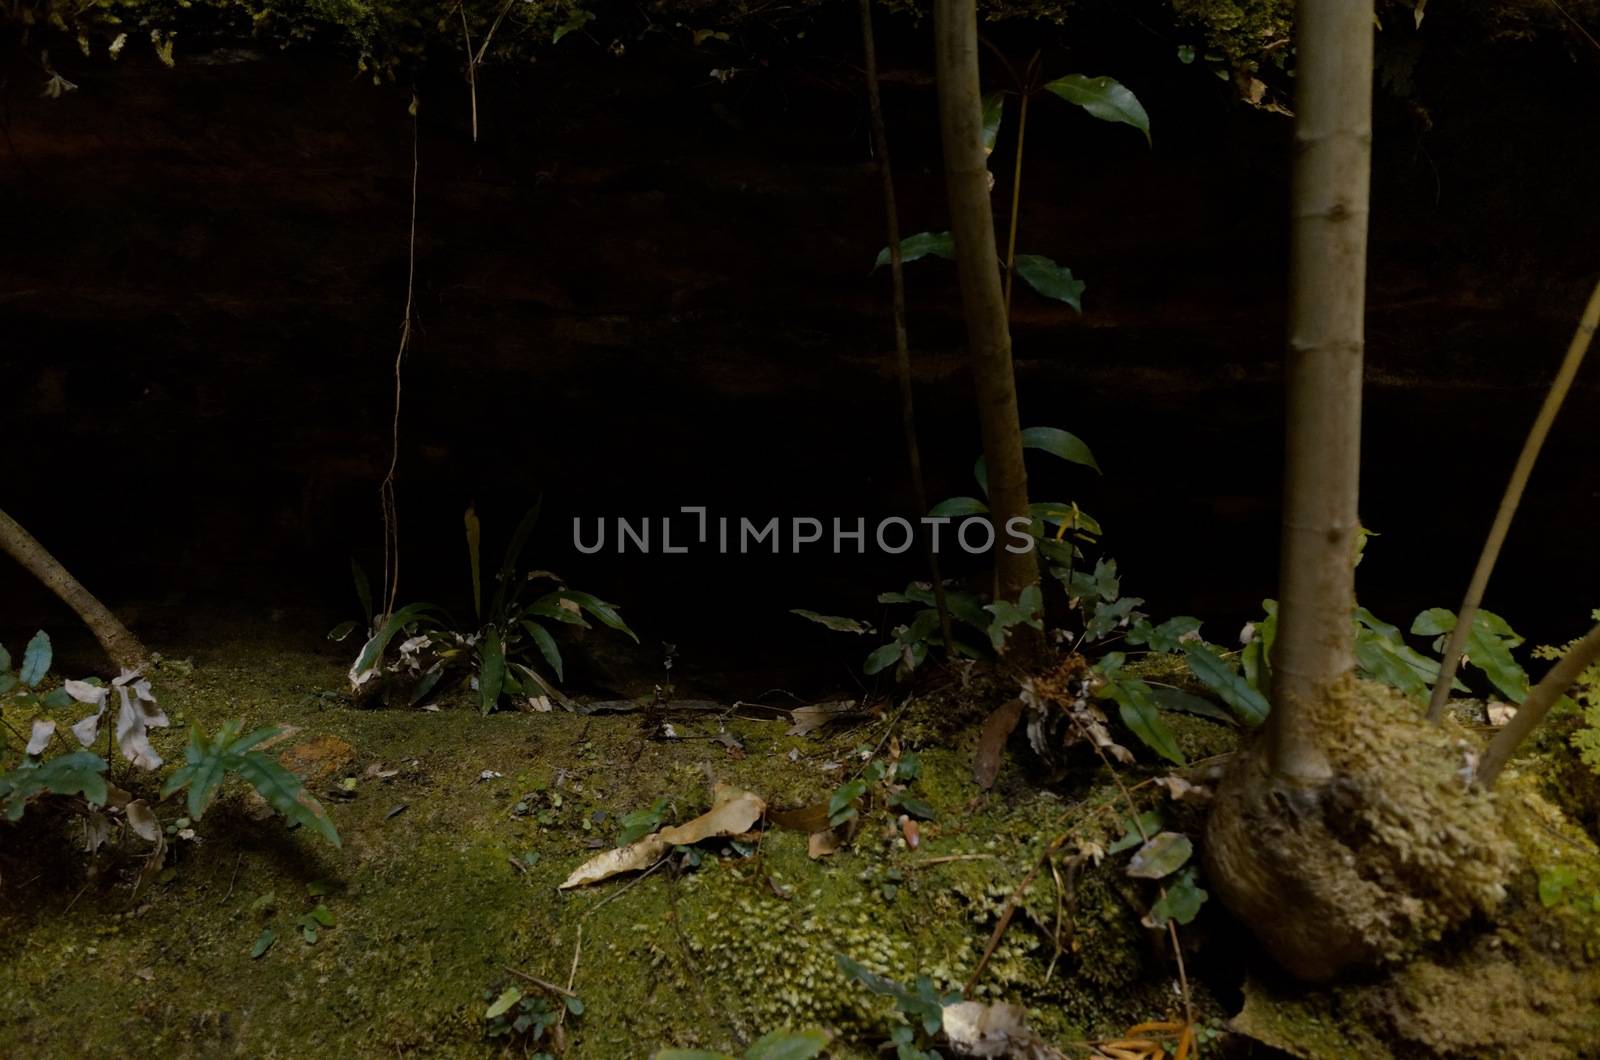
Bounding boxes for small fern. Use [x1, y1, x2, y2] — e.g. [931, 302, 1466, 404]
[161, 721, 340, 847]
[1535, 609, 1600, 774]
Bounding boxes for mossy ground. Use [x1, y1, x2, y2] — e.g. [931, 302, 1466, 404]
[0, 620, 1233, 1057]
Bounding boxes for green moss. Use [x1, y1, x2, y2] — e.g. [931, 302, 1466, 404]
[0, 625, 1225, 1056]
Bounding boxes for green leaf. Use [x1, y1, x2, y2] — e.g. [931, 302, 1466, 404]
[1183, 644, 1269, 726]
[486, 986, 524, 1019]
[1148, 868, 1208, 926]
[479, 626, 506, 713]
[1411, 608, 1529, 701]
[1127, 831, 1192, 879]
[874, 230, 954, 270]
[326, 620, 359, 643]
[235, 752, 342, 847]
[490, 501, 543, 620]
[889, 792, 937, 820]
[828, 778, 868, 826]
[835, 954, 906, 999]
[1241, 599, 1278, 695]
[0, 673, 17, 696]
[564, 995, 585, 1016]
[1125, 615, 1202, 654]
[864, 642, 902, 676]
[1106, 678, 1186, 765]
[790, 610, 869, 635]
[976, 427, 1100, 497]
[1085, 595, 1144, 641]
[980, 91, 1005, 155]
[617, 797, 668, 846]
[1109, 811, 1163, 854]
[1043, 74, 1151, 144]
[20, 631, 51, 688]
[984, 586, 1044, 649]
[40, 687, 73, 709]
[521, 621, 565, 683]
[746, 1028, 831, 1060]
[0, 641, 11, 671]
[1147, 686, 1235, 725]
[928, 496, 988, 517]
[552, 9, 593, 43]
[1177, 44, 1196, 64]
[655, 1052, 735, 1060]
[0, 750, 108, 819]
[351, 559, 373, 626]
[250, 928, 277, 959]
[1013, 254, 1085, 311]
[307, 903, 335, 927]
[549, 591, 638, 643]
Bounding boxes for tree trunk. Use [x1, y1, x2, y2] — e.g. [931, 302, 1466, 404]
[1265, 0, 1374, 785]
[933, 0, 1037, 601]
[0, 508, 149, 672]
[1204, 0, 1380, 983]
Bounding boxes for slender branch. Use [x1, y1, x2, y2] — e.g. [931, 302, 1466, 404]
[858, 0, 954, 654]
[1479, 623, 1600, 787]
[1001, 90, 1029, 317]
[1427, 279, 1600, 723]
[0, 508, 148, 671]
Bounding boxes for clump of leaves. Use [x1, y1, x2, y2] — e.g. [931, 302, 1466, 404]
[1535, 609, 1600, 773]
[837, 955, 961, 1060]
[484, 981, 584, 1054]
[162, 720, 341, 847]
[344, 503, 636, 713]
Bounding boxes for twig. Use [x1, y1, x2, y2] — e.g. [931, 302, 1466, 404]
[555, 923, 583, 1030]
[1480, 622, 1600, 786]
[221, 851, 242, 903]
[580, 855, 669, 919]
[910, 853, 995, 869]
[857, 0, 956, 653]
[502, 965, 579, 999]
[1427, 278, 1600, 723]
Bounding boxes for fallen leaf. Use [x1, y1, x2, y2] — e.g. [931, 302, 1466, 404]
[1156, 775, 1213, 803]
[900, 815, 920, 850]
[974, 697, 1024, 790]
[941, 999, 1067, 1058]
[559, 784, 766, 888]
[787, 700, 863, 737]
[767, 802, 831, 834]
[1486, 701, 1515, 727]
[807, 829, 842, 859]
[125, 799, 162, 842]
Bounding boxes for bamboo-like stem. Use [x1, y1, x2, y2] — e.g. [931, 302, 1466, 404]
[1426, 279, 1600, 724]
[1480, 623, 1600, 787]
[1001, 90, 1029, 318]
[1268, 0, 1375, 784]
[858, 0, 955, 654]
[934, 0, 1037, 602]
[0, 508, 148, 671]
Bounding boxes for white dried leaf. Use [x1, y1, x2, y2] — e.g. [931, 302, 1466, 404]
[114, 684, 166, 771]
[72, 707, 106, 747]
[82, 811, 113, 854]
[64, 679, 108, 707]
[1486, 701, 1515, 727]
[26, 719, 56, 755]
[125, 799, 162, 842]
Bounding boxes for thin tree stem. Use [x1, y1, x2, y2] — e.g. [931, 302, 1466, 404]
[1480, 622, 1600, 787]
[0, 508, 148, 671]
[1427, 278, 1600, 724]
[934, 0, 1037, 602]
[858, 0, 955, 653]
[1002, 90, 1029, 318]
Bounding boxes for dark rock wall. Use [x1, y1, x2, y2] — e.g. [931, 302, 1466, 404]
[2, 7, 1596, 671]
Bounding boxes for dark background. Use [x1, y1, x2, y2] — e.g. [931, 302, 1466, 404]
[2, 5, 1597, 694]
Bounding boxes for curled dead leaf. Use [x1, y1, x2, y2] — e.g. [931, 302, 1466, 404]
[807, 829, 843, 859]
[974, 697, 1024, 791]
[560, 784, 766, 889]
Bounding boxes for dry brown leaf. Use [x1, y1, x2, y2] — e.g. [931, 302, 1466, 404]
[125, 799, 162, 842]
[560, 784, 766, 889]
[768, 802, 831, 834]
[942, 999, 1067, 1058]
[974, 697, 1024, 791]
[807, 829, 842, 859]
[787, 700, 863, 737]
